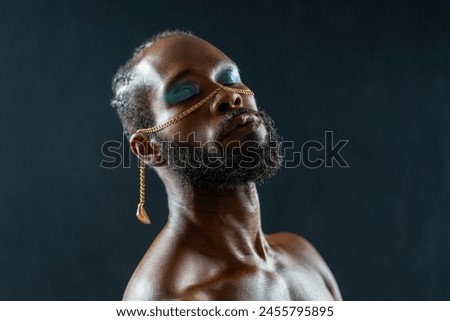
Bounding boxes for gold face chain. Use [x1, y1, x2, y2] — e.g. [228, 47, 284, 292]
[136, 84, 254, 134]
[134, 84, 255, 224]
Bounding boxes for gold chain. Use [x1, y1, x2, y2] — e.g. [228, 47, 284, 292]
[134, 84, 254, 224]
[137, 85, 254, 134]
[139, 158, 145, 205]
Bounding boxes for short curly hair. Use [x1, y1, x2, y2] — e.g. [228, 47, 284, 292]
[110, 30, 194, 138]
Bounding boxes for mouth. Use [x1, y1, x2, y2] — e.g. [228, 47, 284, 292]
[220, 113, 263, 140]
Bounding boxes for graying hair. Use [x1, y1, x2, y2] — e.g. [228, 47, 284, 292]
[110, 30, 194, 138]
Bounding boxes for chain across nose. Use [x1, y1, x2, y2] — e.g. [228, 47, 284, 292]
[136, 85, 254, 134]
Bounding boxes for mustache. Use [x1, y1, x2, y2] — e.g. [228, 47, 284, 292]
[214, 108, 262, 141]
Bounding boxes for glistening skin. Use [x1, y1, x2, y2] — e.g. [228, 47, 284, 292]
[110, 30, 342, 300]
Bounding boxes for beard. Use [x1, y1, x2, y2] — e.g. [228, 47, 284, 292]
[156, 108, 284, 189]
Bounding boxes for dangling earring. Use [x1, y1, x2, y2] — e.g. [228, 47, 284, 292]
[136, 158, 151, 224]
[133, 85, 254, 225]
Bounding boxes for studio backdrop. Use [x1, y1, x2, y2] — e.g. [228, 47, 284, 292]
[0, 0, 449, 300]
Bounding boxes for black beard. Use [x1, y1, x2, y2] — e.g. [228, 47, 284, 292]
[157, 109, 284, 189]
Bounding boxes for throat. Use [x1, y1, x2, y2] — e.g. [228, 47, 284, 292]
[165, 183, 269, 262]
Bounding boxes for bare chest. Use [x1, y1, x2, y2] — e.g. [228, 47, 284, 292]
[178, 264, 333, 301]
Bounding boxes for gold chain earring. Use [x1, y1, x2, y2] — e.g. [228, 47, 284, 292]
[134, 85, 254, 224]
[136, 158, 151, 224]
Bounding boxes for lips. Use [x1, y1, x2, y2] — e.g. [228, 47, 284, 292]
[220, 113, 262, 140]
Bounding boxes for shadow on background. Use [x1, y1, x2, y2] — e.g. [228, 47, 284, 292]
[0, 0, 449, 300]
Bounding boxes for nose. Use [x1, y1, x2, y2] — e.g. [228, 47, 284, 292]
[211, 88, 243, 114]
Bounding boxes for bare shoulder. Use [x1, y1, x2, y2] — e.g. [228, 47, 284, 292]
[122, 234, 184, 301]
[267, 232, 342, 300]
[122, 256, 172, 301]
[122, 231, 212, 301]
[267, 232, 324, 264]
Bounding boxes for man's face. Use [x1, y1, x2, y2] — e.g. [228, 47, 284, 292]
[134, 35, 283, 188]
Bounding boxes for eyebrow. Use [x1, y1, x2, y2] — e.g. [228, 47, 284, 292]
[166, 68, 198, 90]
[216, 62, 240, 75]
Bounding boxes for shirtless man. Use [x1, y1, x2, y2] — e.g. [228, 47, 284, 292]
[111, 30, 341, 300]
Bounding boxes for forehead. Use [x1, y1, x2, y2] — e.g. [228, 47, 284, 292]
[134, 35, 235, 83]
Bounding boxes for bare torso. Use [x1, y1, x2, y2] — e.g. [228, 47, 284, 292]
[123, 231, 340, 301]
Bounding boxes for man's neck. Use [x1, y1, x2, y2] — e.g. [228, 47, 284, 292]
[162, 178, 269, 263]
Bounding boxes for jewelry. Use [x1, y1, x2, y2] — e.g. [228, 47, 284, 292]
[134, 84, 254, 224]
[136, 85, 253, 134]
[136, 158, 151, 224]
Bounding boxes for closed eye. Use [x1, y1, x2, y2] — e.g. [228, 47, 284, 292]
[166, 83, 200, 105]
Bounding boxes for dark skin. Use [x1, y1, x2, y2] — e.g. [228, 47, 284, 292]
[126, 34, 342, 300]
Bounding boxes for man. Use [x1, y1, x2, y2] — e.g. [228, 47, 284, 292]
[111, 30, 341, 300]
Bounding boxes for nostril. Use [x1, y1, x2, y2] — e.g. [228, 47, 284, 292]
[234, 96, 242, 107]
[218, 102, 230, 112]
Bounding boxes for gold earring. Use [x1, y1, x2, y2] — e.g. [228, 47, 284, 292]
[136, 158, 151, 224]
[134, 85, 254, 225]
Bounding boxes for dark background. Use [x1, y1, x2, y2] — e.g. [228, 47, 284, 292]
[1, 0, 449, 300]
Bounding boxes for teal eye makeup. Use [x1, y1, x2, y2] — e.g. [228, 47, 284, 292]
[216, 69, 241, 85]
[166, 83, 200, 104]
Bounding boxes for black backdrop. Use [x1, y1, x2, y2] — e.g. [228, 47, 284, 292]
[1, 0, 449, 300]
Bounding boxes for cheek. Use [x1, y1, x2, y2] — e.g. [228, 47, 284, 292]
[243, 96, 258, 110]
[160, 118, 214, 144]
[148, 99, 176, 128]
[185, 124, 218, 144]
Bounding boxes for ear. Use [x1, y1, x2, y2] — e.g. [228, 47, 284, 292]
[129, 132, 166, 167]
